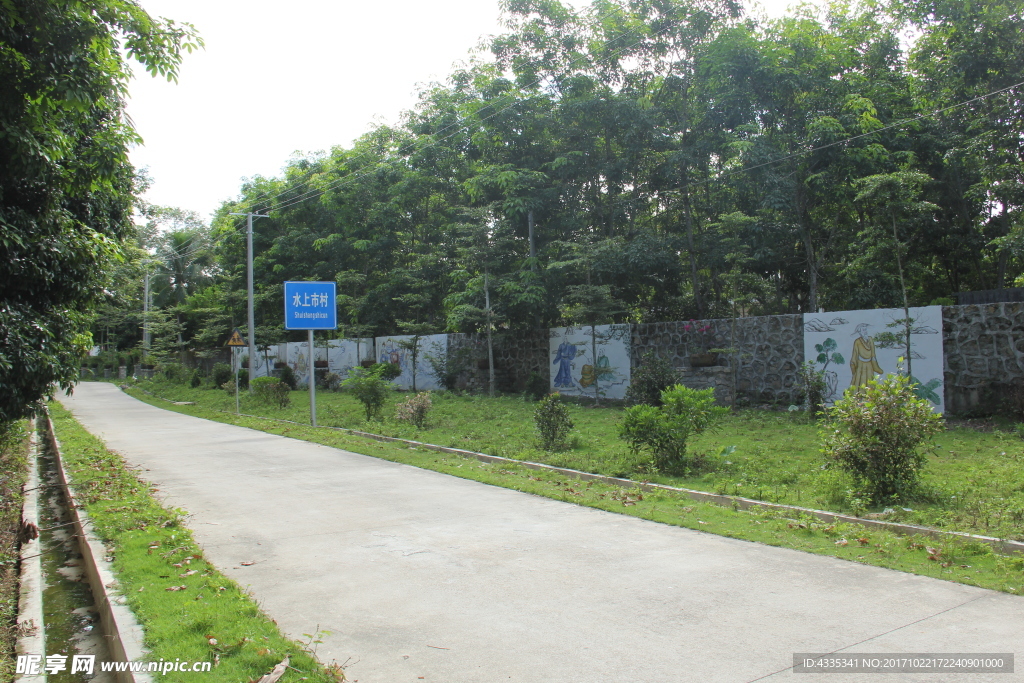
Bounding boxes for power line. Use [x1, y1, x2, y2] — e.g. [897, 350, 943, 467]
[708, 79, 1024, 186]
[240, 1, 721, 213]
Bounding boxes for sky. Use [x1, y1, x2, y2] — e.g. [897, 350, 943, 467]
[127, 0, 800, 222]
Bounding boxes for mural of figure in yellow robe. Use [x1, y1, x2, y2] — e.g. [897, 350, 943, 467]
[849, 323, 883, 388]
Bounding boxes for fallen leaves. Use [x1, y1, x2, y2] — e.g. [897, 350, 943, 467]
[165, 585, 187, 592]
[240, 561, 256, 566]
[255, 657, 289, 683]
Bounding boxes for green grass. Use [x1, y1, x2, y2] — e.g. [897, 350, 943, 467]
[113, 379, 1024, 595]
[46, 402, 343, 683]
[0, 421, 29, 683]
[127, 378, 1024, 542]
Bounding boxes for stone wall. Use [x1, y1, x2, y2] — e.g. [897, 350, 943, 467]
[632, 315, 804, 406]
[492, 329, 551, 392]
[942, 303, 1024, 414]
[448, 330, 551, 393]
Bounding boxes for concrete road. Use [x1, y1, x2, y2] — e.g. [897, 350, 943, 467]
[60, 383, 1022, 683]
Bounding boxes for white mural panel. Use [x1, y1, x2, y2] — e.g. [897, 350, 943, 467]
[325, 338, 374, 379]
[286, 341, 313, 388]
[802, 306, 944, 412]
[246, 345, 277, 379]
[374, 334, 448, 391]
[549, 324, 631, 400]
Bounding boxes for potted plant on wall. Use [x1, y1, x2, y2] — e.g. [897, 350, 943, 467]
[685, 320, 717, 366]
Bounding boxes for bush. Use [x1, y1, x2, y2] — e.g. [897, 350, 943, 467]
[211, 363, 232, 387]
[396, 391, 432, 428]
[238, 368, 249, 390]
[343, 366, 390, 420]
[370, 362, 402, 381]
[822, 373, 943, 505]
[278, 364, 297, 390]
[251, 376, 290, 408]
[624, 353, 680, 407]
[524, 371, 547, 402]
[163, 363, 188, 383]
[534, 393, 574, 451]
[619, 384, 728, 474]
[425, 345, 471, 391]
[320, 372, 342, 391]
[189, 369, 202, 388]
[798, 361, 827, 416]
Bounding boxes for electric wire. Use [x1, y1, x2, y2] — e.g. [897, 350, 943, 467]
[235, 1, 713, 213]
[271, 76, 1024, 215]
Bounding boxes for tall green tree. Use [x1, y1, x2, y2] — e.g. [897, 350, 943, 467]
[0, 0, 201, 421]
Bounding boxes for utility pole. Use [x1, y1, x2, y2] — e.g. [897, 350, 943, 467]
[230, 211, 269, 387]
[143, 270, 151, 362]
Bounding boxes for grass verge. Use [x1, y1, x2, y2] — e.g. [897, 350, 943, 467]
[124, 378, 1024, 542]
[117, 384, 1024, 595]
[0, 420, 29, 683]
[46, 401, 344, 683]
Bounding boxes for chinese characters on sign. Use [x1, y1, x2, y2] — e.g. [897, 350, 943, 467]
[17, 654, 95, 675]
[283, 281, 337, 330]
[291, 292, 331, 308]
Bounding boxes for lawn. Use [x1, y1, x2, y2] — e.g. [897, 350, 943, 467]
[45, 402, 344, 683]
[124, 377, 1024, 543]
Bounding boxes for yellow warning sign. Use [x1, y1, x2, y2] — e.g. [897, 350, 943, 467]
[226, 329, 246, 347]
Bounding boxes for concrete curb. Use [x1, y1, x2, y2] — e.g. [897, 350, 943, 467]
[16, 418, 46, 683]
[42, 413, 153, 683]
[127, 384, 1024, 557]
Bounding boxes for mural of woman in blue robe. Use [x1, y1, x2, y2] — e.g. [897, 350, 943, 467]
[552, 337, 577, 388]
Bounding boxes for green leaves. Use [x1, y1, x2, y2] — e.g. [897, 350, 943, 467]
[619, 384, 728, 474]
[0, 0, 201, 421]
[822, 373, 943, 504]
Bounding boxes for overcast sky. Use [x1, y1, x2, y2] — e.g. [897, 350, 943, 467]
[127, 0, 800, 222]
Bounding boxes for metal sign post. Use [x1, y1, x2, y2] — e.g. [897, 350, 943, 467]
[283, 281, 337, 427]
[226, 328, 247, 415]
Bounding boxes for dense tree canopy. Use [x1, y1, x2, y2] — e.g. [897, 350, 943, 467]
[95, 0, 1024, 361]
[0, 0, 200, 420]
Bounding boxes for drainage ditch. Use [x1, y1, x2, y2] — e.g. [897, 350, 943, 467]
[36, 425, 114, 681]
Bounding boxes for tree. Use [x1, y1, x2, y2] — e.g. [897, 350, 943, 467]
[854, 171, 938, 378]
[0, 0, 201, 421]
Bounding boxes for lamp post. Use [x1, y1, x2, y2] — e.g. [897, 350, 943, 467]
[229, 211, 269, 386]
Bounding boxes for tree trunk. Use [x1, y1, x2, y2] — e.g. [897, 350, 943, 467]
[892, 212, 912, 379]
[485, 270, 495, 397]
[683, 187, 703, 316]
[528, 210, 536, 264]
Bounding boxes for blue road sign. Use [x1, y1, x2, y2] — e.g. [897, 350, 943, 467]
[284, 281, 337, 330]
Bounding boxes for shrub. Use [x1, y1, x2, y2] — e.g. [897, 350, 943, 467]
[821, 373, 942, 505]
[798, 361, 827, 416]
[163, 363, 188, 383]
[425, 345, 471, 391]
[238, 368, 249, 390]
[220, 380, 235, 395]
[211, 363, 232, 387]
[343, 366, 390, 420]
[251, 376, 290, 409]
[320, 372, 342, 391]
[278, 364, 297, 390]
[534, 393, 574, 451]
[371, 362, 402, 381]
[619, 384, 728, 474]
[524, 371, 548, 402]
[396, 391, 432, 428]
[624, 353, 680, 407]
[189, 369, 202, 388]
